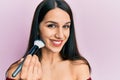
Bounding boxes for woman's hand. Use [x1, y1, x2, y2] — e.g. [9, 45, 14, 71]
[20, 54, 42, 80]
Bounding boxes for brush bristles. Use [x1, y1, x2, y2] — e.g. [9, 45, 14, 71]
[34, 40, 45, 48]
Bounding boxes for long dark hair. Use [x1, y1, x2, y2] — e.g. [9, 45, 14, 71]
[25, 0, 91, 71]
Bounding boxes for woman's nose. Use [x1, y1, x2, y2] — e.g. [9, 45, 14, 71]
[55, 28, 64, 39]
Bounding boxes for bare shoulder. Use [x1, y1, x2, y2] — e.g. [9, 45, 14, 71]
[6, 60, 22, 79]
[70, 60, 91, 80]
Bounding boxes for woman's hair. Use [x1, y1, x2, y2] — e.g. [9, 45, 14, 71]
[25, 0, 91, 71]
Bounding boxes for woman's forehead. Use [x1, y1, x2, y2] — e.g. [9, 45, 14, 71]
[43, 8, 70, 22]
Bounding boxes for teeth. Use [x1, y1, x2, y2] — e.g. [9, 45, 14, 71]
[53, 41, 61, 44]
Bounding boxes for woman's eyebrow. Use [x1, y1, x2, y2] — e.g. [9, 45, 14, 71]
[65, 22, 71, 24]
[45, 21, 71, 24]
[45, 21, 57, 24]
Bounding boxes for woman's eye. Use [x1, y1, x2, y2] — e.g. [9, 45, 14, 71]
[47, 24, 56, 28]
[63, 25, 70, 29]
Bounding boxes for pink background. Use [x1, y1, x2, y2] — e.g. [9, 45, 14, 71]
[0, 0, 120, 80]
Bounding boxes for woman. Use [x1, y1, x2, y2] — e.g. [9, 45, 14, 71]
[6, 0, 91, 80]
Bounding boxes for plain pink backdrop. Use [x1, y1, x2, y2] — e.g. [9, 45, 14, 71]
[0, 0, 120, 80]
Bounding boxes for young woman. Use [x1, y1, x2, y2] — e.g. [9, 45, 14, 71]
[6, 0, 91, 80]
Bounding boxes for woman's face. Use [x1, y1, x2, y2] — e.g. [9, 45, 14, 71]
[39, 8, 71, 53]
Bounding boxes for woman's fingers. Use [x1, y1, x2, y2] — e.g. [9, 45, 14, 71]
[21, 55, 32, 79]
[33, 55, 41, 80]
[27, 55, 36, 80]
[36, 55, 42, 79]
[20, 55, 41, 80]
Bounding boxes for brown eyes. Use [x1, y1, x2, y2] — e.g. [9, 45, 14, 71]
[47, 24, 70, 29]
[47, 24, 56, 28]
[63, 25, 70, 29]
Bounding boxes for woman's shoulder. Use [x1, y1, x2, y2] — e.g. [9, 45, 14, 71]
[6, 59, 22, 79]
[69, 60, 91, 80]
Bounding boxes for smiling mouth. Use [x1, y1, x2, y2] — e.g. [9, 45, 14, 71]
[51, 40, 63, 47]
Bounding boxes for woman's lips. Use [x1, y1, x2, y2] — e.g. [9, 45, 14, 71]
[51, 40, 63, 47]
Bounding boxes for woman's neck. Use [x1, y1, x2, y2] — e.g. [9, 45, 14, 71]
[41, 49, 62, 65]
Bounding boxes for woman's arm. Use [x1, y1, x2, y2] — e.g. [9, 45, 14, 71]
[6, 59, 22, 80]
[6, 77, 15, 80]
[72, 60, 91, 80]
[6, 55, 42, 80]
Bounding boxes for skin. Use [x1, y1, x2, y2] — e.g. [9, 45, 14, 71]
[7, 8, 90, 80]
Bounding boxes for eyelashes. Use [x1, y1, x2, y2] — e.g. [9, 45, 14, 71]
[63, 25, 70, 29]
[47, 23, 70, 29]
[47, 24, 56, 28]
